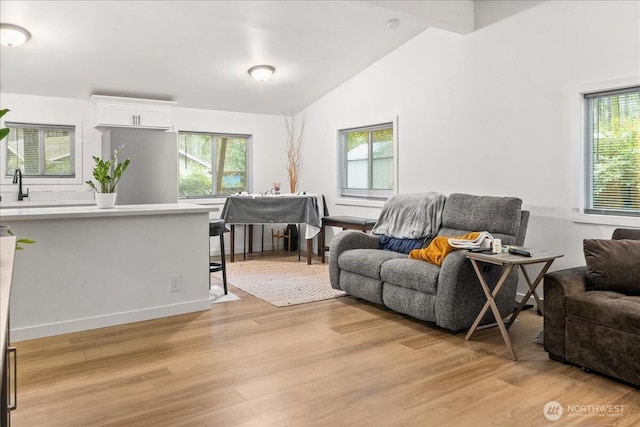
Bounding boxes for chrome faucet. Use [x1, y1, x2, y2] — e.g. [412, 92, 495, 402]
[12, 168, 29, 201]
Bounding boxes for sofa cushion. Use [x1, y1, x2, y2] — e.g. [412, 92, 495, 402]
[383, 284, 437, 323]
[338, 249, 405, 280]
[380, 258, 439, 294]
[441, 193, 522, 237]
[339, 272, 384, 305]
[584, 239, 640, 295]
[566, 291, 640, 336]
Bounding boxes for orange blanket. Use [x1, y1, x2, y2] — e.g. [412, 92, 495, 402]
[408, 231, 481, 266]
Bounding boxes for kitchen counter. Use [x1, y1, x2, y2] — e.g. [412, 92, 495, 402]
[0, 203, 213, 221]
[1, 236, 17, 374]
[0, 199, 96, 209]
[4, 203, 216, 341]
[1, 236, 16, 426]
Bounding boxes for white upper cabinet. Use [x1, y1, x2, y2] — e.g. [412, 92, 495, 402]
[91, 95, 176, 130]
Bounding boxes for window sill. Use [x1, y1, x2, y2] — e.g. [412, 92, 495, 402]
[179, 197, 226, 206]
[336, 197, 386, 209]
[571, 209, 640, 228]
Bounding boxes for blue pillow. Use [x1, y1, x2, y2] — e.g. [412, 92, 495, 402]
[379, 235, 428, 254]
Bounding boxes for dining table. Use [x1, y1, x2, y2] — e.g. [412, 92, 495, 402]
[220, 193, 327, 264]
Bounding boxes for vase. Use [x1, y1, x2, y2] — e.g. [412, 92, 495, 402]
[95, 193, 117, 209]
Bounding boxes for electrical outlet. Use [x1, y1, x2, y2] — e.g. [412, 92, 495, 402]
[170, 275, 182, 292]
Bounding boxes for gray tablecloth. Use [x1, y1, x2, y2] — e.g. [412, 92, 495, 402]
[221, 195, 326, 239]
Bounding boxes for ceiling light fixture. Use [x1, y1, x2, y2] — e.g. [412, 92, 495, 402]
[248, 65, 275, 82]
[0, 23, 31, 47]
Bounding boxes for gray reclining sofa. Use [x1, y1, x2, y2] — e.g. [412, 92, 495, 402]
[329, 193, 529, 331]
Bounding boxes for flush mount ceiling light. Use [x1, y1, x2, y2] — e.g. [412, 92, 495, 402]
[248, 65, 275, 82]
[386, 18, 400, 30]
[0, 23, 31, 47]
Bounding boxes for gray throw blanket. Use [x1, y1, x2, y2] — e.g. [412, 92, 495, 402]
[372, 192, 446, 239]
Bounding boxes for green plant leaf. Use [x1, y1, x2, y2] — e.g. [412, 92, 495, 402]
[0, 108, 10, 142]
[88, 145, 130, 193]
[6, 229, 35, 250]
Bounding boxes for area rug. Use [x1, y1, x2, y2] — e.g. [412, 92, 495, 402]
[209, 284, 240, 304]
[212, 254, 346, 307]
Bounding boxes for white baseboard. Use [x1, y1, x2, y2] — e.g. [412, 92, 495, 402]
[516, 291, 542, 306]
[11, 299, 211, 342]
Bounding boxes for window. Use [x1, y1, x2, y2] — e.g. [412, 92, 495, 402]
[178, 132, 250, 197]
[584, 86, 640, 217]
[339, 122, 395, 199]
[5, 123, 75, 178]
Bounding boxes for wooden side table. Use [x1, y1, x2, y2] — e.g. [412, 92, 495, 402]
[464, 249, 563, 360]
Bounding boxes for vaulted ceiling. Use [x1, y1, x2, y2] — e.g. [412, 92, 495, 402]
[0, 1, 540, 114]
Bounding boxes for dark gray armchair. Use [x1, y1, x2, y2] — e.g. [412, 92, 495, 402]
[543, 228, 640, 387]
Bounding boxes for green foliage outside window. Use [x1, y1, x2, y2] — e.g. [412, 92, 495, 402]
[589, 90, 640, 214]
[179, 163, 213, 196]
[178, 132, 249, 197]
[344, 125, 393, 192]
[4, 123, 74, 177]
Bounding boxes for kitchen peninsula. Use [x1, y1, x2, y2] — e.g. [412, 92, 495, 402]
[0, 203, 214, 341]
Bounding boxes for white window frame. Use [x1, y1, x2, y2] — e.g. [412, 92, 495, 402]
[177, 131, 252, 198]
[1, 121, 81, 185]
[337, 116, 398, 207]
[571, 77, 640, 227]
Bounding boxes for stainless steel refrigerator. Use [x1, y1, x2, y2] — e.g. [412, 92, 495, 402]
[101, 128, 178, 205]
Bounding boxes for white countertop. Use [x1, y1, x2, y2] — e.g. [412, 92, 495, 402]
[1, 236, 17, 373]
[0, 199, 96, 209]
[0, 203, 215, 221]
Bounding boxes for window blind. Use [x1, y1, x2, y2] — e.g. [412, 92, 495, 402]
[5, 123, 75, 177]
[584, 86, 640, 217]
[340, 122, 394, 199]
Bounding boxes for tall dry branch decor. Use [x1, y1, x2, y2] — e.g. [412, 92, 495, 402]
[284, 112, 305, 193]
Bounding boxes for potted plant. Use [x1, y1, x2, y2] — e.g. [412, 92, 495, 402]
[86, 145, 131, 209]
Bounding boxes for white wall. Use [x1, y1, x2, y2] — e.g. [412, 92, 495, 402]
[172, 106, 288, 197]
[0, 93, 290, 253]
[302, 0, 640, 278]
[2, 0, 638, 271]
[0, 93, 288, 203]
[0, 93, 97, 200]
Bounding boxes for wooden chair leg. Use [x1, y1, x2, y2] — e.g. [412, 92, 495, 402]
[271, 229, 278, 251]
[288, 228, 292, 253]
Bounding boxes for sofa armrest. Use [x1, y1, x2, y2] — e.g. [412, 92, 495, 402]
[543, 266, 587, 362]
[328, 231, 379, 289]
[435, 250, 517, 331]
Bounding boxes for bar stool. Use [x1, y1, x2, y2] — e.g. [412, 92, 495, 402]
[209, 219, 229, 295]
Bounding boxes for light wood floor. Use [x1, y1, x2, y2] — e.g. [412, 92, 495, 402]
[11, 256, 640, 426]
